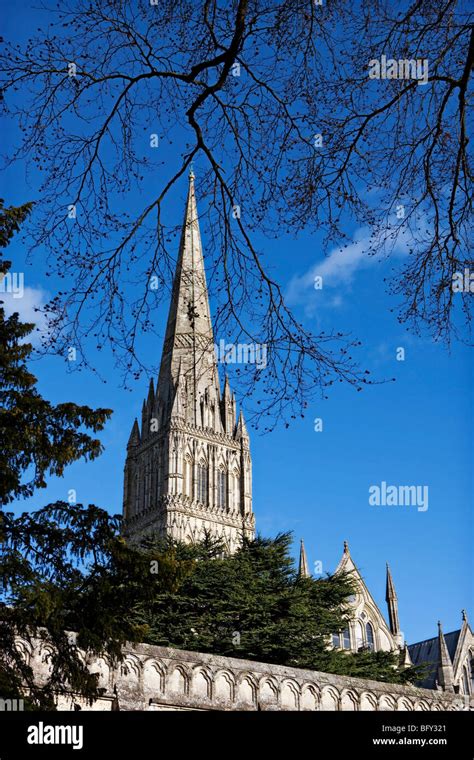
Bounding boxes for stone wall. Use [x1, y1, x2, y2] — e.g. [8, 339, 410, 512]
[21, 637, 474, 712]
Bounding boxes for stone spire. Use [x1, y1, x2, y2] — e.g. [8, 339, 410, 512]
[298, 539, 310, 578]
[437, 621, 454, 692]
[122, 171, 255, 549]
[235, 409, 249, 441]
[156, 169, 220, 427]
[385, 563, 401, 640]
[127, 419, 140, 449]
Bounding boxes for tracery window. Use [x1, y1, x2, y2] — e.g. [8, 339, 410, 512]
[184, 456, 193, 498]
[217, 469, 227, 508]
[462, 665, 470, 695]
[197, 463, 208, 505]
[342, 627, 351, 649]
[366, 622, 375, 651]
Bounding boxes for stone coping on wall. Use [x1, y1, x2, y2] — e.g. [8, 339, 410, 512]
[108, 642, 473, 712]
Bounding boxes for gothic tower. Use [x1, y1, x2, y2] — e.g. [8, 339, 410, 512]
[122, 170, 255, 550]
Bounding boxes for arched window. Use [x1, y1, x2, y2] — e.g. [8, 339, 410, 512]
[355, 621, 364, 650]
[217, 470, 227, 508]
[342, 627, 351, 649]
[233, 468, 240, 509]
[462, 665, 470, 695]
[197, 463, 208, 505]
[366, 622, 375, 651]
[183, 457, 193, 498]
[332, 633, 340, 648]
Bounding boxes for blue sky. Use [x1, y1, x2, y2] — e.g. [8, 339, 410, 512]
[1, 0, 472, 646]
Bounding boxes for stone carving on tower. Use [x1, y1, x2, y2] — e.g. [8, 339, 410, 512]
[122, 170, 255, 550]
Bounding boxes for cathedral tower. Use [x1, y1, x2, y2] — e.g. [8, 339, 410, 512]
[122, 171, 255, 550]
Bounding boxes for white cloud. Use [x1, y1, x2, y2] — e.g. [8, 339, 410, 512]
[286, 224, 415, 309]
[1, 285, 50, 343]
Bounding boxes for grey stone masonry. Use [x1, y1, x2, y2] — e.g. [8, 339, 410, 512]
[122, 171, 254, 551]
[20, 637, 474, 712]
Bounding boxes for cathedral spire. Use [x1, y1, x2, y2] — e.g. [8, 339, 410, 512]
[385, 563, 401, 639]
[123, 173, 255, 548]
[157, 169, 219, 426]
[298, 539, 310, 578]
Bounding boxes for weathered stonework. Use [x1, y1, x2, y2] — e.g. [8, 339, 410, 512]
[21, 638, 473, 712]
[122, 171, 254, 551]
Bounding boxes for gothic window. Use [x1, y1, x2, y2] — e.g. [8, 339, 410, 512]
[197, 463, 208, 505]
[355, 621, 364, 650]
[217, 469, 227, 509]
[366, 622, 375, 651]
[470, 655, 474, 691]
[332, 633, 340, 648]
[462, 665, 470, 695]
[342, 627, 351, 650]
[183, 457, 192, 498]
[233, 469, 240, 509]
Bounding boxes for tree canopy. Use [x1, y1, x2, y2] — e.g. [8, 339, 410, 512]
[1, 0, 471, 427]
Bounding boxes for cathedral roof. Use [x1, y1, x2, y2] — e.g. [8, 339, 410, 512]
[409, 629, 461, 665]
[408, 629, 460, 689]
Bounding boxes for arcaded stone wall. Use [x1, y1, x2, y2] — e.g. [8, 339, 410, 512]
[18, 637, 473, 712]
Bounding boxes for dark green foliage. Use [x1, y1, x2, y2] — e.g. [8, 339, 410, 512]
[0, 200, 122, 707]
[1, 503, 154, 708]
[0, 200, 112, 505]
[132, 532, 422, 684]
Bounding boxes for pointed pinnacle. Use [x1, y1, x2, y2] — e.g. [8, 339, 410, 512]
[298, 539, 310, 578]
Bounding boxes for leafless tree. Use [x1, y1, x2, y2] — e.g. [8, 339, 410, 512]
[0, 0, 471, 427]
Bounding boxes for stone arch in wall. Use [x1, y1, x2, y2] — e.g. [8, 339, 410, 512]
[89, 656, 110, 692]
[301, 684, 319, 711]
[143, 659, 165, 696]
[378, 694, 397, 711]
[167, 664, 190, 696]
[192, 666, 212, 699]
[117, 654, 142, 692]
[415, 700, 430, 711]
[359, 692, 377, 711]
[341, 689, 358, 711]
[280, 680, 299, 710]
[14, 637, 32, 665]
[237, 673, 257, 706]
[320, 685, 340, 711]
[258, 677, 279, 707]
[214, 670, 235, 703]
[31, 643, 55, 684]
